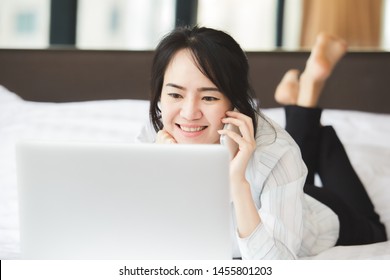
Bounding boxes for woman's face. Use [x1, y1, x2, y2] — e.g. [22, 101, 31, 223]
[160, 49, 232, 144]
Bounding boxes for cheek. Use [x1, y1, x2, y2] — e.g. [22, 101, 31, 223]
[160, 103, 176, 128]
[209, 109, 228, 129]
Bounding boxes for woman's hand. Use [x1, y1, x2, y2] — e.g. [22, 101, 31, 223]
[218, 110, 260, 237]
[156, 129, 177, 144]
[219, 110, 256, 189]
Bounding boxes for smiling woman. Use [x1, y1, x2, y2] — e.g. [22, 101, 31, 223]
[148, 27, 259, 137]
[159, 49, 232, 144]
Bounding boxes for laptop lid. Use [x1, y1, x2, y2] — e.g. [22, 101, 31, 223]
[16, 141, 232, 260]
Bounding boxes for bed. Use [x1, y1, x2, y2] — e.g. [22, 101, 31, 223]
[0, 49, 390, 260]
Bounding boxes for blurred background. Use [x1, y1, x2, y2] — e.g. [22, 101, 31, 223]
[0, 0, 389, 51]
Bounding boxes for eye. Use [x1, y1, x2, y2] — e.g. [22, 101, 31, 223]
[202, 96, 220, 102]
[167, 93, 183, 99]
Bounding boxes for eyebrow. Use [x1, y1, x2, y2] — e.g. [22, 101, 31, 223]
[165, 83, 220, 92]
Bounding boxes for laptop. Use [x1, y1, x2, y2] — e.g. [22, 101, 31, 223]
[15, 141, 232, 260]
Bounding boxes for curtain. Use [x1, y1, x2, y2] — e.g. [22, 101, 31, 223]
[300, 0, 383, 48]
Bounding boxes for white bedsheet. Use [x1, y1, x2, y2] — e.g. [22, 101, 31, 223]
[1, 85, 389, 259]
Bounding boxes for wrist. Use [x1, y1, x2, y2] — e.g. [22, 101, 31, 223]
[230, 179, 252, 202]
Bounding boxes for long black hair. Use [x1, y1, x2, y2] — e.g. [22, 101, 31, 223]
[150, 26, 260, 134]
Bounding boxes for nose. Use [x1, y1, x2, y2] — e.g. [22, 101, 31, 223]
[180, 98, 202, 120]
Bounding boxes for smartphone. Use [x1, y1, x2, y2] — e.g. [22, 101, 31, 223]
[220, 109, 241, 159]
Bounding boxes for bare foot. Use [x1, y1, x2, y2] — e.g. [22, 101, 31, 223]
[298, 33, 348, 107]
[274, 69, 300, 105]
[304, 33, 348, 81]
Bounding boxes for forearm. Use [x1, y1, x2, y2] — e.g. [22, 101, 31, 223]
[231, 180, 261, 238]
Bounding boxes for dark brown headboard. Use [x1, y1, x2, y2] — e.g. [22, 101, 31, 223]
[1, 49, 389, 113]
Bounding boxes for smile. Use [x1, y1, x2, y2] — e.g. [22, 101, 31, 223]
[178, 125, 207, 132]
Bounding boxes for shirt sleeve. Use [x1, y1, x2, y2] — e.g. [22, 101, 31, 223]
[237, 135, 308, 259]
[135, 121, 156, 143]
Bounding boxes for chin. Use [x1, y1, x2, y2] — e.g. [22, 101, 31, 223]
[175, 137, 208, 145]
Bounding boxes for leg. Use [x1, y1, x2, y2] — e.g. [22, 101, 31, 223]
[297, 33, 347, 107]
[287, 107, 382, 222]
[284, 106, 322, 185]
[305, 183, 387, 245]
[275, 33, 387, 243]
[284, 109, 387, 244]
[275, 33, 347, 108]
[318, 126, 384, 222]
[275, 69, 300, 106]
[278, 32, 347, 184]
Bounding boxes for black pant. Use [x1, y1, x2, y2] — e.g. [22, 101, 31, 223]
[285, 106, 387, 245]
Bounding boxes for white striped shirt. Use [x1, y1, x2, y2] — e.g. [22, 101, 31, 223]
[235, 115, 339, 259]
[135, 115, 340, 259]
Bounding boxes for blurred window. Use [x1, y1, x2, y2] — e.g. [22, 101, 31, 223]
[76, 0, 175, 50]
[0, 0, 50, 48]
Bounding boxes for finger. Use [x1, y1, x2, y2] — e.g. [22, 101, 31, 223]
[222, 117, 254, 140]
[224, 111, 255, 136]
[218, 129, 242, 144]
[156, 130, 177, 144]
[218, 129, 256, 157]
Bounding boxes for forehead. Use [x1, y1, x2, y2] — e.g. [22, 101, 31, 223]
[164, 49, 215, 84]
[166, 49, 198, 72]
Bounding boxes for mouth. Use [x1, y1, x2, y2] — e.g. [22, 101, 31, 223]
[177, 124, 207, 132]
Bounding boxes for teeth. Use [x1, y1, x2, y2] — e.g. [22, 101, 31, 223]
[180, 126, 205, 132]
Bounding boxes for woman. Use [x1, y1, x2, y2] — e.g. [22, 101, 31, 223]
[136, 26, 387, 259]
